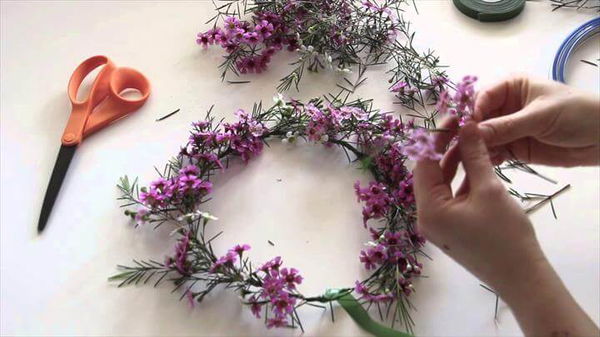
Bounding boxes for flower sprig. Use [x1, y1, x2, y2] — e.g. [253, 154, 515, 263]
[197, 0, 448, 112]
[113, 91, 446, 332]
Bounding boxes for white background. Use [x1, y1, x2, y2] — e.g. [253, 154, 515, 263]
[1, 1, 599, 336]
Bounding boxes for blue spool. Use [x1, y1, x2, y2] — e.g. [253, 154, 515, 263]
[552, 17, 600, 83]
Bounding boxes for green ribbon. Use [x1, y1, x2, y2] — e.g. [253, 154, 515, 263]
[452, 0, 526, 22]
[325, 289, 414, 337]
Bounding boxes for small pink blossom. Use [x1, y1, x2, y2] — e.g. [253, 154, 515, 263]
[398, 128, 442, 161]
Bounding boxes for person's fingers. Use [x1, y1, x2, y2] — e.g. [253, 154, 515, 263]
[473, 76, 528, 120]
[477, 103, 545, 147]
[434, 116, 459, 153]
[507, 139, 600, 167]
[474, 79, 511, 121]
[490, 153, 507, 166]
[458, 122, 496, 187]
[414, 118, 457, 207]
[441, 144, 460, 185]
[414, 160, 453, 207]
[531, 144, 600, 167]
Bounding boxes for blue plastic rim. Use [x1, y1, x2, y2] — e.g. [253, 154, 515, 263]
[552, 17, 600, 83]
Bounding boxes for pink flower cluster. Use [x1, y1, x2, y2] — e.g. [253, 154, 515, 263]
[361, 0, 394, 16]
[388, 75, 449, 102]
[353, 112, 419, 226]
[354, 175, 415, 225]
[165, 233, 191, 275]
[354, 281, 394, 302]
[225, 109, 267, 162]
[197, 14, 298, 74]
[248, 257, 303, 328]
[305, 103, 334, 142]
[373, 137, 408, 182]
[394, 173, 415, 207]
[184, 109, 267, 164]
[354, 181, 391, 226]
[357, 229, 424, 297]
[437, 75, 478, 125]
[304, 103, 368, 142]
[209, 243, 251, 273]
[140, 165, 213, 209]
[397, 128, 442, 161]
[389, 81, 414, 95]
[209, 247, 303, 328]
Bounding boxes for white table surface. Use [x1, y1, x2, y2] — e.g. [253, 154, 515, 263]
[1, 1, 599, 336]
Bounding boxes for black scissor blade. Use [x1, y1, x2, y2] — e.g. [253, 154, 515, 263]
[37, 145, 77, 233]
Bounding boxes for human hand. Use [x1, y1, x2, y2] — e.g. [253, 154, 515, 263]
[413, 119, 599, 336]
[474, 76, 600, 167]
[413, 120, 547, 295]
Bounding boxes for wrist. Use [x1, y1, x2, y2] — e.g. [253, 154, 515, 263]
[495, 254, 556, 308]
[493, 245, 600, 336]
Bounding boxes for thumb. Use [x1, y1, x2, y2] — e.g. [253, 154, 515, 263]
[478, 105, 541, 146]
[458, 123, 496, 186]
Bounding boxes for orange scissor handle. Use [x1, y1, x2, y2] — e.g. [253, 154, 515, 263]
[61, 55, 150, 146]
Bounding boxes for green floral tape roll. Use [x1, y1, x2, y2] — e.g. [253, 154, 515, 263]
[453, 0, 526, 22]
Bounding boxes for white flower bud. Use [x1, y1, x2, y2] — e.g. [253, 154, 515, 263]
[273, 93, 286, 108]
[198, 211, 218, 221]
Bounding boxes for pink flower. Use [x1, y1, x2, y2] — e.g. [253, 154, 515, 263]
[242, 31, 260, 44]
[368, 244, 387, 264]
[354, 181, 391, 225]
[249, 296, 262, 318]
[271, 292, 296, 315]
[436, 90, 451, 114]
[255, 20, 274, 39]
[260, 275, 285, 299]
[266, 316, 287, 328]
[134, 208, 149, 225]
[206, 28, 221, 41]
[196, 32, 213, 48]
[390, 81, 408, 93]
[359, 250, 376, 270]
[214, 31, 230, 47]
[180, 165, 200, 176]
[165, 233, 190, 275]
[230, 243, 251, 256]
[354, 281, 369, 297]
[280, 268, 303, 289]
[398, 128, 442, 161]
[431, 75, 448, 87]
[384, 231, 403, 247]
[140, 188, 167, 208]
[259, 256, 282, 273]
[209, 251, 238, 273]
[224, 16, 241, 31]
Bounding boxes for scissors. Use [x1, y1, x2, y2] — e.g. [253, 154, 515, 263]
[37, 55, 150, 233]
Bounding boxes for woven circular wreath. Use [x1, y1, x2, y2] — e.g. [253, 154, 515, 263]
[111, 78, 480, 332]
